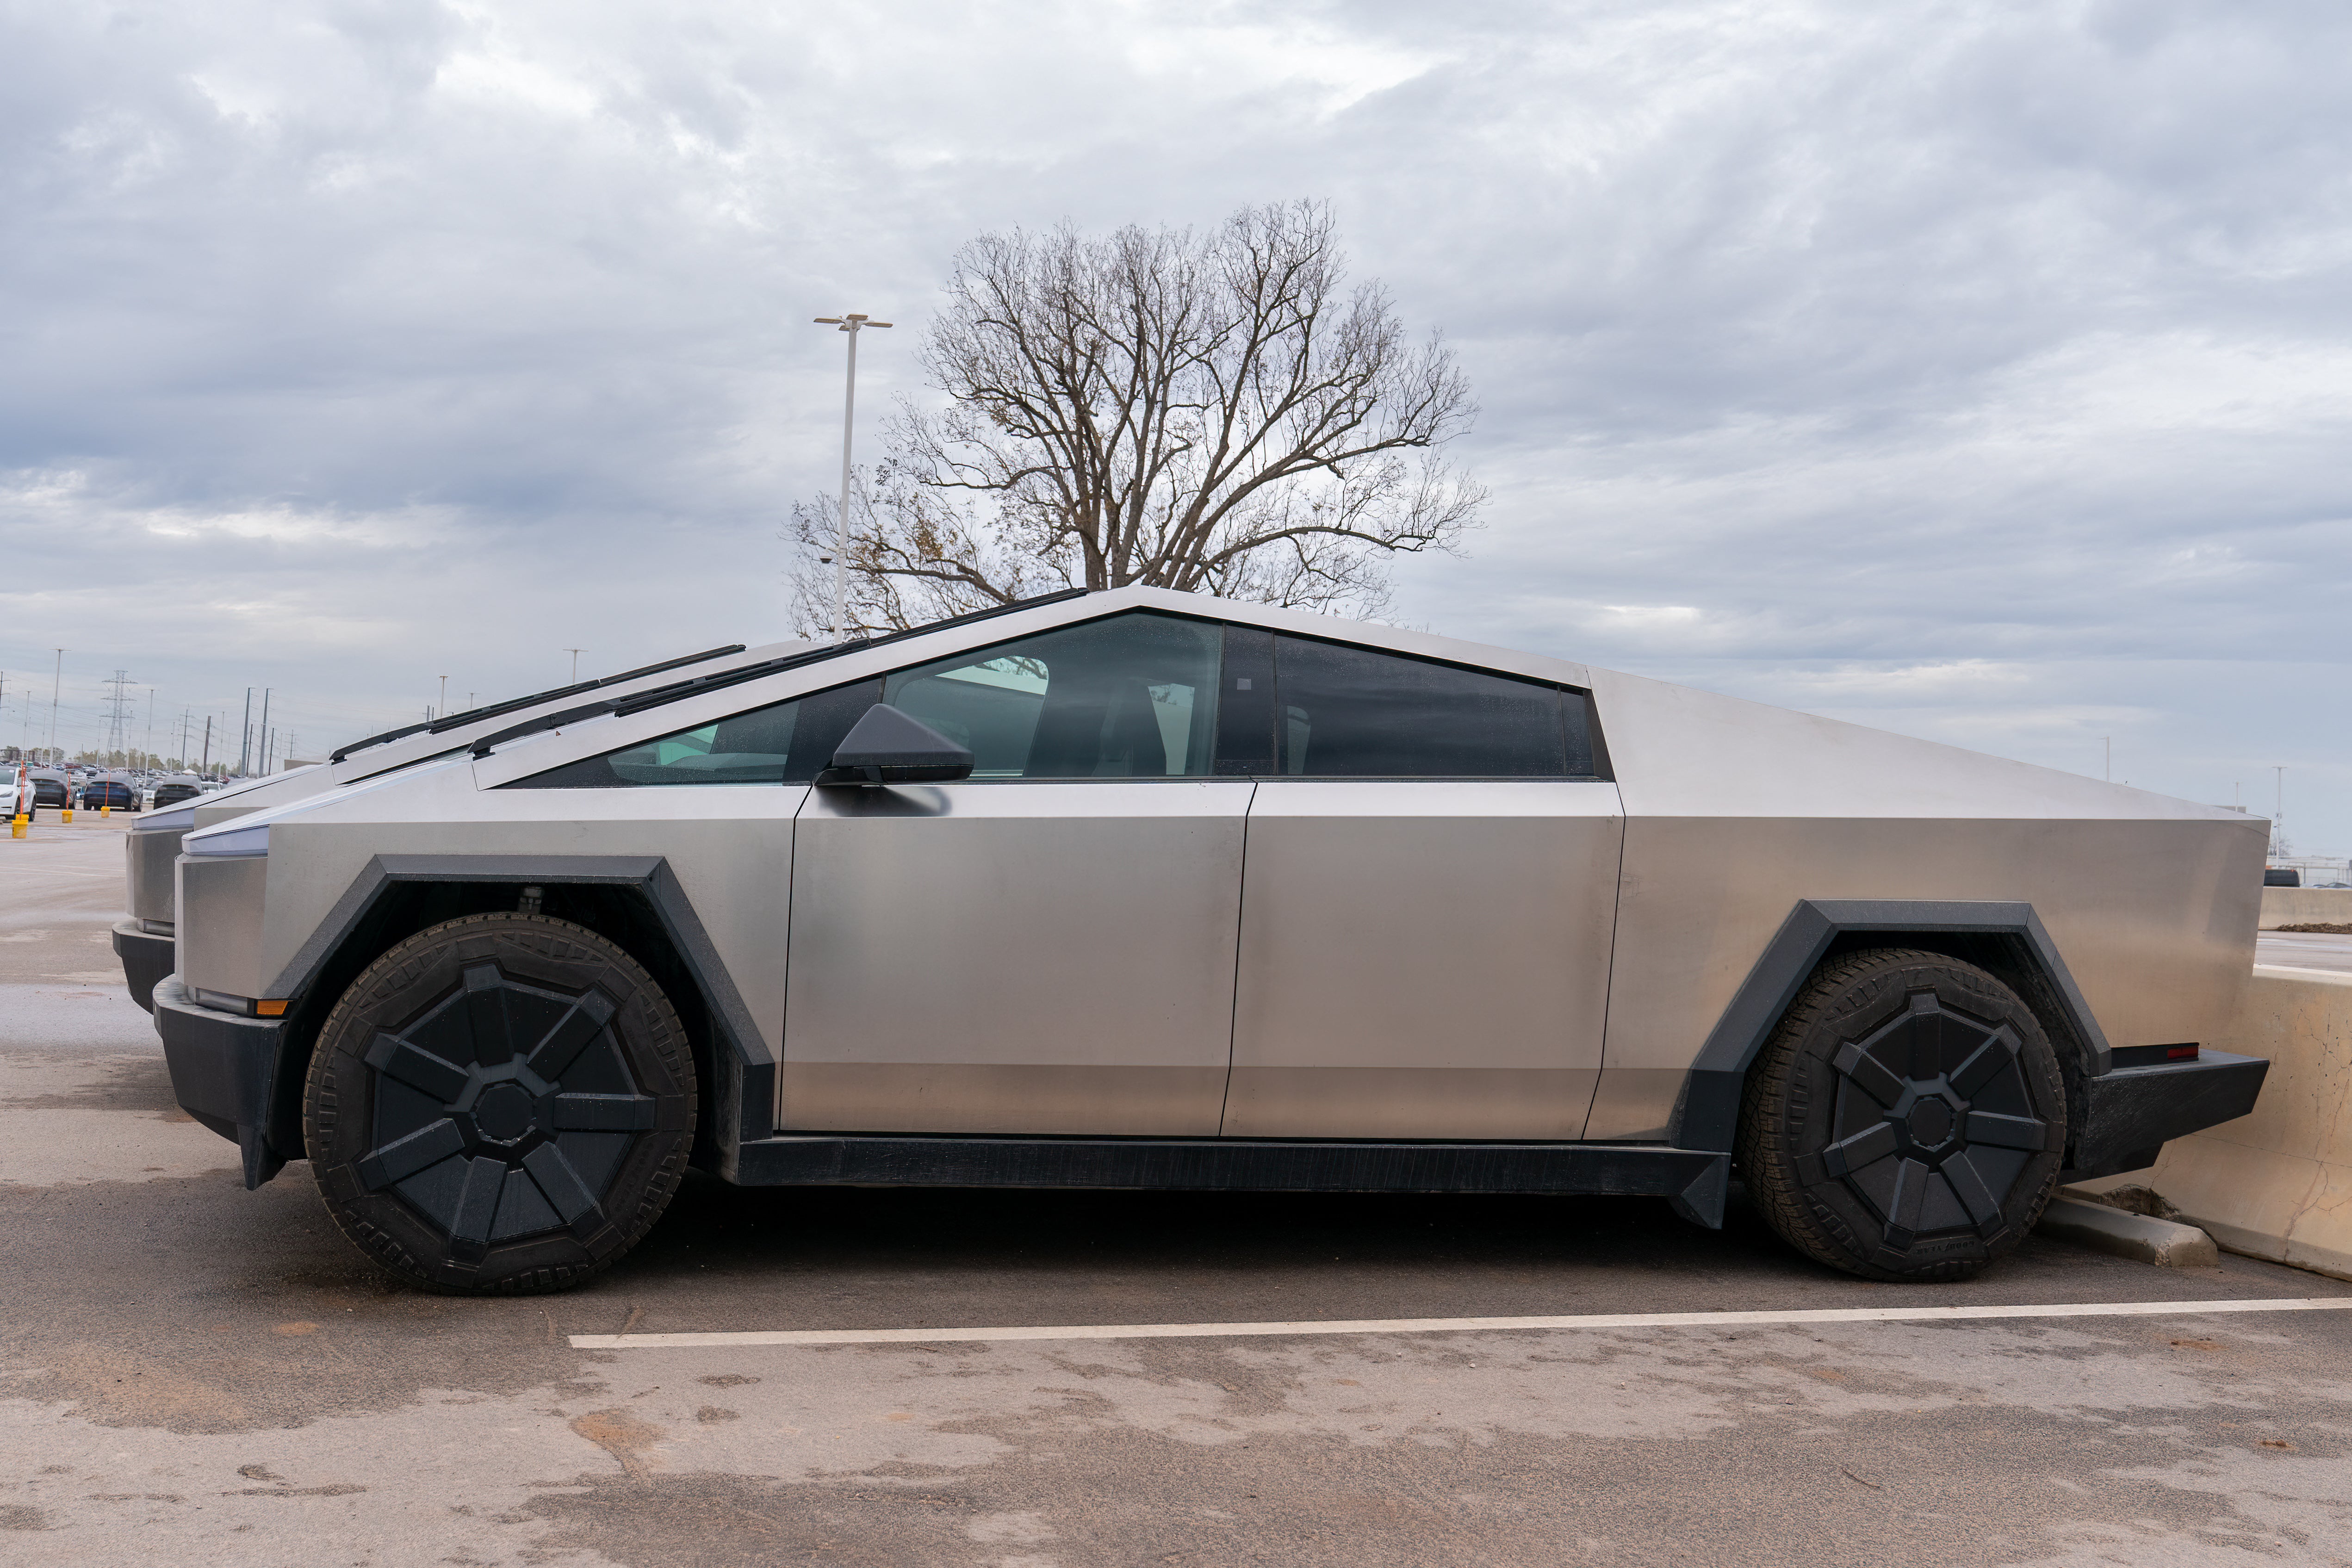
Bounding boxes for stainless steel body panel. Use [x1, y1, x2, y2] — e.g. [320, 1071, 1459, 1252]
[127, 825, 185, 927]
[1225, 781, 1624, 1139]
[176, 766, 803, 1061]
[135, 638, 812, 954]
[1582, 667, 2268, 1139]
[191, 774, 334, 831]
[176, 855, 272, 998]
[782, 780, 1253, 1135]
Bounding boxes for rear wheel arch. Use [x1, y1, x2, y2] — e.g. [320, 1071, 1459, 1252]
[1671, 900, 2109, 1166]
[1734, 946, 2068, 1281]
[1813, 927, 2097, 1154]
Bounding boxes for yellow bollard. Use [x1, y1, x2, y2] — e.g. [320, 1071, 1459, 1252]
[101, 804, 110, 817]
[62, 806, 73, 824]
[9, 814, 24, 839]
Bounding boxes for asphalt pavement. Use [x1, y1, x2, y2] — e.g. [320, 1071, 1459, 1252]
[2253, 930, 2352, 975]
[6, 818, 2351, 1566]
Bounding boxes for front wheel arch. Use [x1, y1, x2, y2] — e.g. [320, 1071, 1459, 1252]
[303, 910, 696, 1291]
[268, 876, 741, 1178]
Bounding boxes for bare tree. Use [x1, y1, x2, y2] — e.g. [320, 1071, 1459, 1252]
[788, 200, 1483, 633]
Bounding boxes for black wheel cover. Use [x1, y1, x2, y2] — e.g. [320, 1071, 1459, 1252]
[304, 912, 695, 1293]
[1738, 949, 2067, 1282]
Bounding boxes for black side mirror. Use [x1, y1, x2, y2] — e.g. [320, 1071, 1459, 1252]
[816, 703, 975, 787]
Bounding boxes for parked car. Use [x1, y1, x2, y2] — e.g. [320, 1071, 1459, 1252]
[28, 769, 70, 810]
[111, 638, 801, 1013]
[149, 775, 205, 809]
[5, 763, 33, 820]
[80, 776, 138, 812]
[2264, 868, 2302, 887]
[151, 588, 2270, 1295]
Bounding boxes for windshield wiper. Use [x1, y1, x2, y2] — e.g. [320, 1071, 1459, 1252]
[426, 644, 748, 735]
[329, 720, 436, 763]
[470, 589, 1089, 759]
[332, 643, 749, 762]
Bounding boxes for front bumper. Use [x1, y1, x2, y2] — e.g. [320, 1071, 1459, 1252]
[2066, 1048, 2269, 1180]
[152, 974, 292, 1189]
[110, 920, 176, 1014]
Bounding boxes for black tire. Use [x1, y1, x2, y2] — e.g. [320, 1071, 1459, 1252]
[1737, 948, 2067, 1283]
[303, 912, 696, 1294]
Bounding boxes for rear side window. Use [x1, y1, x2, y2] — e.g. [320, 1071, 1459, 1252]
[514, 680, 879, 787]
[1265, 636, 1591, 778]
[883, 613, 1222, 779]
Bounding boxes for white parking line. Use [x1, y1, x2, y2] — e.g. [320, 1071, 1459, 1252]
[572, 1295, 2352, 1350]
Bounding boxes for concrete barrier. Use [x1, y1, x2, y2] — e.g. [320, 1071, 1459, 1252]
[2082, 965, 2352, 1281]
[2259, 887, 2352, 929]
[2037, 1196, 2218, 1267]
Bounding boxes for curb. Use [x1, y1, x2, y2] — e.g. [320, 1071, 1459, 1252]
[2037, 1196, 2219, 1268]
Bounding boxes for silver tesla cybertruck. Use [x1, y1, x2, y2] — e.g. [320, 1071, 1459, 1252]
[150, 589, 2269, 1293]
[112, 639, 813, 1011]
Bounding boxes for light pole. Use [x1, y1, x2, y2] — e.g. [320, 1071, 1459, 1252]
[812, 311, 892, 642]
[564, 649, 584, 683]
[48, 649, 62, 767]
[438, 675, 448, 720]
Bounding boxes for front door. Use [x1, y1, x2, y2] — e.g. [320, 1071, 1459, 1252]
[781, 612, 1248, 1136]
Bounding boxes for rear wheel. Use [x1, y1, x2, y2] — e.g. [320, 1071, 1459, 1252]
[1737, 948, 2067, 1282]
[304, 912, 696, 1293]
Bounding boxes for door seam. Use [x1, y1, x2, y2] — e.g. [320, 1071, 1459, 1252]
[1576, 782, 1630, 1140]
[775, 784, 813, 1132]
[1215, 780, 1258, 1136]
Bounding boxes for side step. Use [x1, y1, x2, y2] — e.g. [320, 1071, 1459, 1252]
[728, 1135, 1732, 1228]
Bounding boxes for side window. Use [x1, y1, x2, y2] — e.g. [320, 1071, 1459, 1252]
[883, 613, 1223, 779]
[513, 679, 879, 787]
[1270, 636, 1579, 777]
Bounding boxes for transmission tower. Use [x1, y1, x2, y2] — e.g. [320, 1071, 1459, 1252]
[102, 669, 137, 762]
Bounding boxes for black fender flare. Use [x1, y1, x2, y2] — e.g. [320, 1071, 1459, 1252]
[257, 854, 774, 1182]
[1668, 899, 2112, 1158]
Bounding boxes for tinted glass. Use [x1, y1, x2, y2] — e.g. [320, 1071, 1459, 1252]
[1212, 625, 1278, 775]
[515, 679, 880, 787]
[883, 613, 1223, 779]
[1271, 637, 1572, 777]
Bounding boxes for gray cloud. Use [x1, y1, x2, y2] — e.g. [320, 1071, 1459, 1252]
[1, 0, 2346, 846]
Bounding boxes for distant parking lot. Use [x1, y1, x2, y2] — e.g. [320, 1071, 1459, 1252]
[6, 824, 2352, 1566]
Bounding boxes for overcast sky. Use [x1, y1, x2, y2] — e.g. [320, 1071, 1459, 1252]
[3, 0, 2347, 850]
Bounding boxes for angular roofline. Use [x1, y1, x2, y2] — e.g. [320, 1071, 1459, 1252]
[451, 585, 2257, 826]
[465, 587, 1599, 786]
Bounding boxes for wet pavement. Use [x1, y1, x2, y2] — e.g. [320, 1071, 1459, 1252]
[6, 822, 2351, 1565]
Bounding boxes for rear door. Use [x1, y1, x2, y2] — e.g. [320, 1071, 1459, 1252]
[1221, 632, 1623, 1140]
[781, 612, 1248, 1136]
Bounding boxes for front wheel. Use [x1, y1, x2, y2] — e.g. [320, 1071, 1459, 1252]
[304, 912, 697, 1293]
[1737, 948, 2067, 1283]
